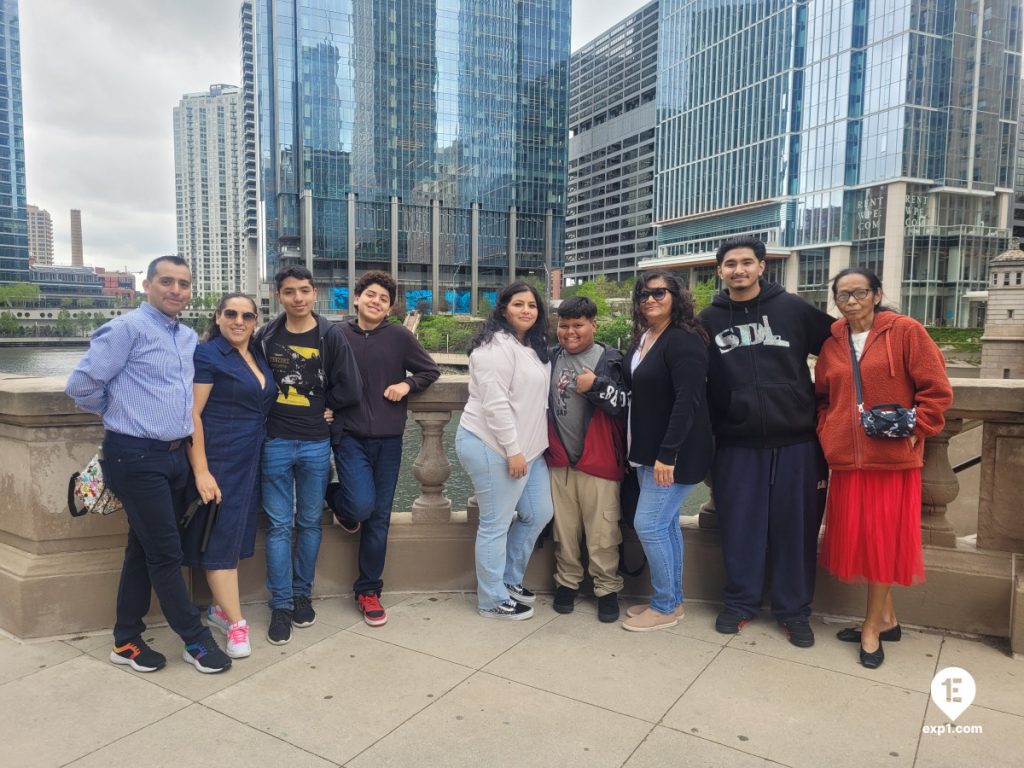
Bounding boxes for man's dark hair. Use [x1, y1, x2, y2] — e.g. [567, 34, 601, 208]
[147, 255, 189, 281]
[715, 236, 767, 265]
[274, 265, 315, 291]
[354, 270, 397, 305]
[556, 296, 597, 320]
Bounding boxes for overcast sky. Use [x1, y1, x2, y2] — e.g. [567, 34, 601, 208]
[20, 0, 651, 276]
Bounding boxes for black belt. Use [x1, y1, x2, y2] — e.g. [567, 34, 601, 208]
[104, 431, 190, 451]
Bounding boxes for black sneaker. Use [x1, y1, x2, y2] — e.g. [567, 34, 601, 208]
[110, 636, 166, 673]
[715, 610, 750, 634]
[182, 636, 232, 674]
[552, 585, 577, 614]
[597, 592, 621, 623]
[505, 583, 536, 604]
[268, 608, 293, 645]
[780, 619, 815, 648]
[479, 598, 534, 620]
[292, 595, 316, 627]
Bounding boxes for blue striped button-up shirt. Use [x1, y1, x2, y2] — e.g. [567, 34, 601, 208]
[66, 301, 197, 441]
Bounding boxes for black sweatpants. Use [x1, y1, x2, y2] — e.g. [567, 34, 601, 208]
[712, 440, 828, 622]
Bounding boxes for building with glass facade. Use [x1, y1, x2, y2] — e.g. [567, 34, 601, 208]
[174, 84, 256, 297]
[255, 0, 570, 313]
[0, 0, 27, 285]
[649, 0, 1021, 327]
[565, 0, 658, 284]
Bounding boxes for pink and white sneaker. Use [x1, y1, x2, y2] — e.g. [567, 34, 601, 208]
[206, 605, 231, 634]
[226, 620, 251, 659]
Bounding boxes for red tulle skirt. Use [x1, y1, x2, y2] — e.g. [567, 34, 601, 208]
[821, 468, 925, 586]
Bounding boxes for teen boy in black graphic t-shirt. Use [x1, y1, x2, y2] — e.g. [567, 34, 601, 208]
[254, 266, 361, 646]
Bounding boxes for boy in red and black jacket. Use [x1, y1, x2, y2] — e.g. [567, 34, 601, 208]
[545, 297, 629, 622]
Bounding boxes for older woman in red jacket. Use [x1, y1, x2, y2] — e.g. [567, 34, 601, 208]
[814, 268, 952, 670]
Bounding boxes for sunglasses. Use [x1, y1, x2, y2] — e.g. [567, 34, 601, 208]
[637, 287, 671, 302]
[221, 309, 257, 322]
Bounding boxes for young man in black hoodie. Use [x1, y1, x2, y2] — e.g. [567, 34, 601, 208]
[699, 236, 833, 647]
[256, 266, 362, 645]
[326, 271, 439, 626]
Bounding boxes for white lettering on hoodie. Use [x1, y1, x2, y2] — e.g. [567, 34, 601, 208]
[714, 315, 791, 354]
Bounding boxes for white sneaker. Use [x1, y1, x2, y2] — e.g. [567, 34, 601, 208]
[226, 620, 251, 658]
[206, 604, 231, 634]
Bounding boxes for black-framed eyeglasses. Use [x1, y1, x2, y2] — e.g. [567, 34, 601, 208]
[222, 309, 257, 322]
[836, 289, 872, 304]
[638, 287, 670, 303]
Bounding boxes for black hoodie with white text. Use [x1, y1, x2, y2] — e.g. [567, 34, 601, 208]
[698, 279, 833, 448]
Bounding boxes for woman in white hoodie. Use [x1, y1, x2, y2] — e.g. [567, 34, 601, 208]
[457, 282, 553, 620]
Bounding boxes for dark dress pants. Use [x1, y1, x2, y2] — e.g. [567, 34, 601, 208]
[102, 432, 206, 646]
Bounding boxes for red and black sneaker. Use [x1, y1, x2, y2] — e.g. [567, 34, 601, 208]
[715, 610, 749, 635]
[357, 592, 388, 627]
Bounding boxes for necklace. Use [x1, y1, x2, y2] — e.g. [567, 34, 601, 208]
[638, 325, 667, 360]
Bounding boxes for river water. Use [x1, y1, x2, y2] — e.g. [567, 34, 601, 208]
[0, 348, 705, 515]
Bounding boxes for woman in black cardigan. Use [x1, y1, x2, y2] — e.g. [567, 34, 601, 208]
[621, 270, 713, 632]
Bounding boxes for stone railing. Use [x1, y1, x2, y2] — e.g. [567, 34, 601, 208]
[0, 375, 1022, 653]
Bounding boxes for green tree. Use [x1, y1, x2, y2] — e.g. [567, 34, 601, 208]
[574, 279, 610, 317]
[56, 309, 75, 337]
[0, 311, 18, 335]
[690, 277, 719, 313]
[0, 282, 41, 307]
[417, 314, 475, 353]
[595, 316, 632, 352]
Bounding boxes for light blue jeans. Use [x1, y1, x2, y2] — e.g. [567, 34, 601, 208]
[633, 465, 695, 615]
[456, 427, 554, 610]
[261, 437, 332, 610]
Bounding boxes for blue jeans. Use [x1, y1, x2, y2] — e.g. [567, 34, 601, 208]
[332, 434, 403, 596]
[261, 437, 332, 610]
[633, 466, 695, 615]
[456, 427, 554, 610]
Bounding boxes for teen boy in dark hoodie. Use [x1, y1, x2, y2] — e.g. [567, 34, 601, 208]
[326, 271, 439, 627]
[545, 297, 629, 622]
[699, 236, 833, 648]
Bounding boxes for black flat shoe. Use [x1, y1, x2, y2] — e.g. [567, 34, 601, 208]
[859, 641, 885, 669]
[837, 624, 902, 643]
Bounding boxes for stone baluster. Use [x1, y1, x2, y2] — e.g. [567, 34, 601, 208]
[920, 418, 963, 547]
[410, 410, 453, 523]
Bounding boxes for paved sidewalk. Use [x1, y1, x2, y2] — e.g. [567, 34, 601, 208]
[1, 595, 1020, 768]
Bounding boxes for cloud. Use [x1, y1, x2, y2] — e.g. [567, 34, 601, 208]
[20, 0, 653, 275]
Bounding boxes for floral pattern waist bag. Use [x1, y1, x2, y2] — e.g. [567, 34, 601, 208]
[848, 328, 917, 439]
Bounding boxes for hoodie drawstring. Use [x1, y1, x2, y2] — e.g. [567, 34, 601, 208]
[885, 331, 895, 378]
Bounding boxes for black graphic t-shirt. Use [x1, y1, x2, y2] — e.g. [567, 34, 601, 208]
[266, 327, 329, 440]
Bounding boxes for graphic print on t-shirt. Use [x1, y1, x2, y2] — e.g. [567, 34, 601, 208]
[268, 343, 323, 407]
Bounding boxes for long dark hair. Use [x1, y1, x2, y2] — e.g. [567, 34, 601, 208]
[630, 270, 709, 348]
[830, 267, 895, 314]
[204, 293, 259, 342]
[468, 282, 550, 363]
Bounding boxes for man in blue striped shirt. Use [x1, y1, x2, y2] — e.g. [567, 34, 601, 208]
[66, 256, 232, 674]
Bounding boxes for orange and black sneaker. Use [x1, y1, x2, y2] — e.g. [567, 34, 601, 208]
[110, 636, 166, 672]
[357, 592, 388, 627]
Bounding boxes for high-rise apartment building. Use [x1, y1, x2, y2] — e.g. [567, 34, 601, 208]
[69, 209, 83, 266]
[1013, 88, 1024, 241]
[240, 1, 260, 285]
[26, 204, 53, 265]
[174, 84, 254, 298]
[0, 0, 28, 284]
[649, 0, 1021, 327]
[565, 0, 658, 284]
[255, 0, 571, 313]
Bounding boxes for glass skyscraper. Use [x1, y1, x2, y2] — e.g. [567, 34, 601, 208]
[0, 0, 28, 285]
[256, 0, 570, 313]
[651, 0, 1021, 326]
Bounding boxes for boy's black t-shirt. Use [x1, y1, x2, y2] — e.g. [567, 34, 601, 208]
[266, 326, 329, 440]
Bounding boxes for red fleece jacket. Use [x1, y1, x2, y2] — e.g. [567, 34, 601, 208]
[814, 311, 952, 471]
